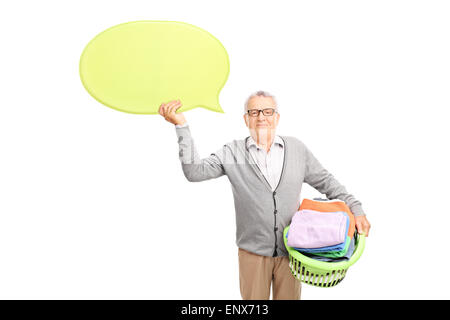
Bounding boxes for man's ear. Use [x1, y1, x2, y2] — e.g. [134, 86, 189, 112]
[275, 112, 280, 126]
[243, 114, 249, 127]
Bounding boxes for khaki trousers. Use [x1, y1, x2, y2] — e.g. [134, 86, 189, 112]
[238, 248, 301, 300]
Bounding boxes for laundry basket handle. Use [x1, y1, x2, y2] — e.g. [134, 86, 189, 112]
[347, 232, 366, 267]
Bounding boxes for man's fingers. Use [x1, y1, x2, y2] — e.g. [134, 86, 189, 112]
[356, 220, 365, 236]
[357, 221, 370, 237]
[161, 104, 169, 118]
[174, 103, 183, 113]
[356, 221, 363, 235]
[158, 104, 165, 116]
[159, 100, 182, 123]
[165, 101, 176, 109]
[364, 222, 370, 237]
[173, 103, 183, 114]
[162, 100, 180, 115]
[168, 102, 181, 115]
[165, 100, 179, 110]
[355, 215, 371, 237]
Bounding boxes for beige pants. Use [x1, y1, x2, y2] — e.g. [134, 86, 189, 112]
[238, 248, 301, 300]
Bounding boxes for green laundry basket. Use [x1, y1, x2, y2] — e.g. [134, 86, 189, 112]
[283, 226, 365, 288]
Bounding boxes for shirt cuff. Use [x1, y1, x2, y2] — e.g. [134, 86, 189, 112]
[175, 122, 188, 128]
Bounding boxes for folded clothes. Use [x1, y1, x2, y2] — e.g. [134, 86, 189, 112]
[294, 210, 349, 249]
[286, 212, 350, 258]
[286, 232, 351, 258]
[293, 212, 350, 253]
[301, 233, 356, 262]
[286, 210, 350, 251]
[299, 198, 356, 238]
[287, 210, 348, 249]
[299, 236, 351, 258]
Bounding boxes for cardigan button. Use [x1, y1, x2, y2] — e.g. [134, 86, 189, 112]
[274, 226, 278, 231]
[274, 209, 277, 214]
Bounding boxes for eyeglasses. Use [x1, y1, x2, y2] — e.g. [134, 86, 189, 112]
[246, 108, 277, 117]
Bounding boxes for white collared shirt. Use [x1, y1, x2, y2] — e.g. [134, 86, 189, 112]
[246, 135, 285, 191]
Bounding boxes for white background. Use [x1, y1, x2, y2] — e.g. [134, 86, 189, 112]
[1, 0, 449, 299]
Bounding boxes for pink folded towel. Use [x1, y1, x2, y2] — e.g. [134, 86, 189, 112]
[287, 209, 348, 249]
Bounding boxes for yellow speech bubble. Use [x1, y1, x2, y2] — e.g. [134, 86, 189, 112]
[79, 20, 229, 114]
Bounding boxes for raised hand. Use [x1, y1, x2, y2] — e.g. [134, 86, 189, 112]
[158, 99, 187, 126]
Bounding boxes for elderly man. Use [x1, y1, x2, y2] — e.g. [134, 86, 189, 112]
[158, 91, 371, 300]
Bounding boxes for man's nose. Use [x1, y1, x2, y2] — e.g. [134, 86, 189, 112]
[257, 111, 265, 120]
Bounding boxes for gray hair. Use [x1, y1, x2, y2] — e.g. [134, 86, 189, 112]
[244, 90, 278, 113]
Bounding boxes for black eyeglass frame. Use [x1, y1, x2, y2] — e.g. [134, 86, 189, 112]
[246, 108, 278, 117]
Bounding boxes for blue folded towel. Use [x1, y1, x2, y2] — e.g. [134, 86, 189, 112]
[302, 234, 356, 262]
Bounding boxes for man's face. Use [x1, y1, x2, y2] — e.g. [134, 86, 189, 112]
[243, 96, 280, 134]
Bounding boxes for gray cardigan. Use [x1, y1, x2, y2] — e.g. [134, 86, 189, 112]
[175, 125, 365, 257]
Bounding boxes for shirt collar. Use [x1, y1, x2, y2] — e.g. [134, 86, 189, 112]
[246, 135, 284, 151]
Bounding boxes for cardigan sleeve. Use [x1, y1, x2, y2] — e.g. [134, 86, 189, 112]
[303, 143, 366, 217]
[175, 125, 226, 182]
